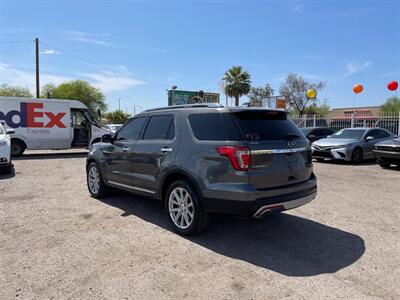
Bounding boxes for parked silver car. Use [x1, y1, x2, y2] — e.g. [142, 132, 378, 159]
[311, 128, 395, 163]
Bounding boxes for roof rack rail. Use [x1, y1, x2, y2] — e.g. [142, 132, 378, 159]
[143, 103, 224, 113]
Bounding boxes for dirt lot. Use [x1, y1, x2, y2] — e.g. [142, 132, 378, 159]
[1, 150, 399, 299]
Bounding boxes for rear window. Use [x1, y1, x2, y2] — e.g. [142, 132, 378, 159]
[231, 110, 302, 141]
[188, 110, 302, 141]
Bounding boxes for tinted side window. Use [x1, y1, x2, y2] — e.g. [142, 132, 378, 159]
[116, 117, 146, 141]
[377, 130, 390, 138]
[189, 113, 228, 141]
[143, 115, 174, 140]
[368, 130, 380, 139]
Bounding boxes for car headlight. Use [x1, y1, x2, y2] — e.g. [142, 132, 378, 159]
[332, 144, 351, 150]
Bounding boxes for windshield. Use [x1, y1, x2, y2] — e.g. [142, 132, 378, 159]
[331, 129, 365, 140]
[300, 128, 313, 135]
[83, 110, 100, 126]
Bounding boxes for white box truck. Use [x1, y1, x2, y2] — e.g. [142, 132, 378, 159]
[0, 96, 110, 156]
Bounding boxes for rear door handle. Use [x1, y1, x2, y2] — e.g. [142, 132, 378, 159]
[122, 146, 130, 152]
[161, 147, 172, 152]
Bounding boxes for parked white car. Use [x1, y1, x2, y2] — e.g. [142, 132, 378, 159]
[0, 123, 14, 174]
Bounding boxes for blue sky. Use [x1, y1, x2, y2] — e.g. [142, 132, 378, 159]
[1, 0, 399, 113]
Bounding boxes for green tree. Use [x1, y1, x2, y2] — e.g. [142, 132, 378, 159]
[40, 83, 57, 98]
[304, 103, 331, 116]
[49, 80, 107, 114]
[223, 66, 251, 106]
[380, 96, 400, 112]
[279, 73, 326, 116]
[104, 110, 132, 124]
[0, 84, 33, 97]
[247, 84, 274, 107]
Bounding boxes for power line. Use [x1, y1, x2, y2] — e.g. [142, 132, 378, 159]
[0, 40, 34, 44]
[39, 40, 171, 88]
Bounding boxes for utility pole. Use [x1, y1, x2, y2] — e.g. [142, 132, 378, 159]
[35, 38, 40, 98]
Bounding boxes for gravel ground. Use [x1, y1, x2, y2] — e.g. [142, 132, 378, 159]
[1, 150, 399, 299]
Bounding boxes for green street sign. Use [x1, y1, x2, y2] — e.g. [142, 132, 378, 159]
[168, 90, 220, 106]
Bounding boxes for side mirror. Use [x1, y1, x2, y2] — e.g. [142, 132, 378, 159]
[365, 136, 374, 141]
[101, 134, 113, 143]
[6, 129, 15, 135]
[308, 134, 316, 139]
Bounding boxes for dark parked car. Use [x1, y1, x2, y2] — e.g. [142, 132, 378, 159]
[300, 127, 334, 143]
[86, 104, 317, 235]
[373, 137, 400, 168]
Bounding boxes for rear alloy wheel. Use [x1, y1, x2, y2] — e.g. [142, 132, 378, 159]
[351, 148, 363, 164]
[166, 180, 209, 235]
[87, 162, 109, 198]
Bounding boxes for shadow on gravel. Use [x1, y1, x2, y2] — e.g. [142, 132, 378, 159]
[13, 152, 88, 161]
[97, 193, 366, 277]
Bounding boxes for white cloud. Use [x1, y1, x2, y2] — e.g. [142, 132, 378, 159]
[39, 49, 60, 55]
[289, 1, 304, 14]
[379, 70, 400, 77]
[64, 31, 113, 47]
[81, 71, 145, 93]
[0, 63, 144, 94]
[344, 61, 371, 77]
[0, 63, 70, 91]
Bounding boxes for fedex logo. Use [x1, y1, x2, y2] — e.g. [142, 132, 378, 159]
[0, 102, 66, 129]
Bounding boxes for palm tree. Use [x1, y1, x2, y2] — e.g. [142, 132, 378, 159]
[223, 66, 251, 106]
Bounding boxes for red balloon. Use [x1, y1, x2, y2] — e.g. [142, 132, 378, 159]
[387, 81, 398, 91]
[353, 84, 363, 94]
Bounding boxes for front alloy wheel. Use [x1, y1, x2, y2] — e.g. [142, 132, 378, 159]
[87, 162, 109, 198]
[351, 148, 363, 164]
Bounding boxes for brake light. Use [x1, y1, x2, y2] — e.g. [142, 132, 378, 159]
[216, 146, 251, 171]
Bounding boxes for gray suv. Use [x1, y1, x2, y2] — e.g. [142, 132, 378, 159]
[86, 104, 317, 235]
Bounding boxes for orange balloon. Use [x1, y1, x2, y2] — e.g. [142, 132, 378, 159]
[353, 84, 363, 94]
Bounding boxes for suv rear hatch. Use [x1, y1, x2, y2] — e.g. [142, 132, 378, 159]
[227, 110, 312, 189]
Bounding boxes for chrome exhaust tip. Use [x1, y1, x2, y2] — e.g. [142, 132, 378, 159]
[253, 207, 273, 219]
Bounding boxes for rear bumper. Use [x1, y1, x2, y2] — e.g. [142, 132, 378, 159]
[202, 175, 317, 217]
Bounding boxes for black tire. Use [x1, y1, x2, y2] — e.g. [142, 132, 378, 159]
[1, 162, 12, 174]
[11, 139, 26, 157]
[378, 161, 391, 169]
[86, 162, 110, 198]
[351, 148, 363, 164]
[165, 180, 210, 235]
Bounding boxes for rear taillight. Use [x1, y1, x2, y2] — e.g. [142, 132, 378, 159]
[216, 146, 251, 171]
